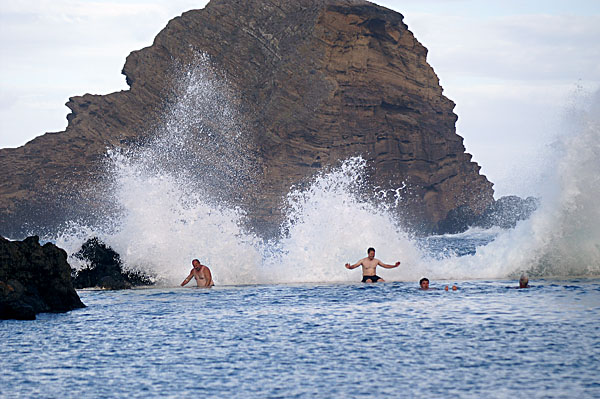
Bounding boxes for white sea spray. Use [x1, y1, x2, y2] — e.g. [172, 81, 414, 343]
[53, 55, 600, 284]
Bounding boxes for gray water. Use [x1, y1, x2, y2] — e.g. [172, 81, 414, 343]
[2, 280, 599, 398]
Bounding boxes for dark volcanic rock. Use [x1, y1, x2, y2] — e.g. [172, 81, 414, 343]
[474, 195, 539, 229]
[434, 205, 479, 235]
[434, 195, 539, 234]
[72, 237, 154, 290]
[0, 236, 85, 320]
[0, 0, 494, 237]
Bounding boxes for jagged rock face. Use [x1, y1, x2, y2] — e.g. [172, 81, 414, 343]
[72, 237, 154, 290]
[0, 236, 85, 320]
[435, 195, 539, 234]
[0, 0, 494, 237]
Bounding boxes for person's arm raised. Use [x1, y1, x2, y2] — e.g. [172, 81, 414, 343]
[345, 259, 363, 269]
[379, 260, 401, 269]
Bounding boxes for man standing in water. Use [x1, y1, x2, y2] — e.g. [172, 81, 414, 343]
[181, 259, 214, 288]
[345, 247, 400, 283]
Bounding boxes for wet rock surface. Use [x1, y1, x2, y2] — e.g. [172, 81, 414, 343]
[72, 237, 154, 290]
[0, 236, 85, 320]
[435, 195, 539, 234]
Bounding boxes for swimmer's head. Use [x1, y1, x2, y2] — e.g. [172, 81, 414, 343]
[519, 274, 529, 288]
[419, 277, 429, 290]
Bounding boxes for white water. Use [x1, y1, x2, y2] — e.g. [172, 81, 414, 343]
[417, 89, 600, 281]
[54, 56, 600, 285]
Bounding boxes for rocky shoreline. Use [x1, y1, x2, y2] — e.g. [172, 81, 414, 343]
[72, 237, 154, 290]
[0, 236, 85, 320]
[0, 235, 156, 320]
[0, 192, 537, 320]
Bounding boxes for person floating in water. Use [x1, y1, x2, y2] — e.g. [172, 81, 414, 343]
[518, 274, 530, 289]
[345, 247, 400, 283]
[181, 259, 214, 288]
[419, 277, 457, 291]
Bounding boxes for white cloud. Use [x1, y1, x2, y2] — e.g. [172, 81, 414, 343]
[406, 13, 600, 82]
[1, 1, 165, 18]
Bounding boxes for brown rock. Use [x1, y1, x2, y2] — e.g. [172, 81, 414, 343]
[0, 0, 493, 237]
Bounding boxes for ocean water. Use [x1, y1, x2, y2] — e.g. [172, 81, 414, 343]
[3, 55, 599, 398]
[2, 280, 599, 398]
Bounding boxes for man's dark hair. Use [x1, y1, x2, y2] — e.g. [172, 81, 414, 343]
[367, 247, 375, 254]
[419, 277, 429, 285]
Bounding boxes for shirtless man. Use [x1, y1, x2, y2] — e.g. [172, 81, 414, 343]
[345, 247, 400, 283]
[181, 259, 214, 288]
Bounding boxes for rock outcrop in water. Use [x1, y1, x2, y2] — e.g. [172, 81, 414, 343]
[72, 237, 154, 290]
[435, 195, 539, 234]
[0, 236, 85, 320]
[0, 0, 494, 237]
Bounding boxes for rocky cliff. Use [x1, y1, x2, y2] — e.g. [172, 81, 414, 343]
[0, 0, 494, 237]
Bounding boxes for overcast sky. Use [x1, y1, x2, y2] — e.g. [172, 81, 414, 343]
[1, 0, 599, 197]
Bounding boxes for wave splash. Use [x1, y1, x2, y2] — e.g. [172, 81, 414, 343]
[54, 56, 600, 284]
[523, 90, 600, 277]
[424, 89, 600, 280]
[260, 157, 422, 283]
[56, 54, 263, 285]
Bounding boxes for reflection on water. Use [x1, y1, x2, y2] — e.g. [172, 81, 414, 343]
[2, 280, 599, 398]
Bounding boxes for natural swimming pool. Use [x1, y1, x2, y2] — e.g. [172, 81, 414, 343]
[2, 280, 599, 398]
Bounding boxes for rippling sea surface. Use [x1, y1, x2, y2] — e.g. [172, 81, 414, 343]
[2, 280, 599, 398]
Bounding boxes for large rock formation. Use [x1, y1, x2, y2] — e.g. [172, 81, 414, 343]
[0, 0, 494, 237]
[0, 236, 85, 320]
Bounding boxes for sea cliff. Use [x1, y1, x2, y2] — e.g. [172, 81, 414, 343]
[0, 0, 494, 237]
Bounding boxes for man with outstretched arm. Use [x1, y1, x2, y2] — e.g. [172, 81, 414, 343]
[181, 259, 214, 288]
[345, 247, 401, 283]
